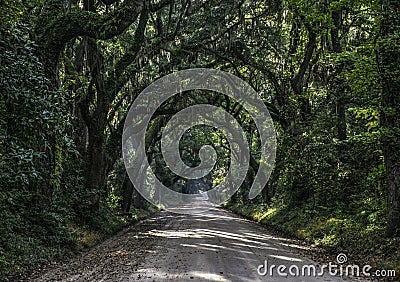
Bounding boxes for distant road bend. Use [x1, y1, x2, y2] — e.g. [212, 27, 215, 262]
[32, 197, 348, 282]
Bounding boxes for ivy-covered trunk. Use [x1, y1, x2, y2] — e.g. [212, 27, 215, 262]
[376, 0, 400, 237]
[86, 121, 107, 213]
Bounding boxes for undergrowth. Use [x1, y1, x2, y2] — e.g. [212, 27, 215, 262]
[226, 201, 400, 275]
[0, 201, 152, 280]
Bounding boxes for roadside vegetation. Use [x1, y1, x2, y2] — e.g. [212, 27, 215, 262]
[1, 0, 399, 278]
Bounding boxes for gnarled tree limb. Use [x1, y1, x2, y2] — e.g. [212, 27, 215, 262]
[36, 0, 172, 84]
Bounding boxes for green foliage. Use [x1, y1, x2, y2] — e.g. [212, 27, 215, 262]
[1, 0, 399, 277]
[0, 24, 70, 275]
[227, 197, 400, 272]
[223, 0, 398, 273]
[0, 23, 126, 277]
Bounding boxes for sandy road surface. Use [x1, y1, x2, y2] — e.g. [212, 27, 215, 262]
[29, 201, 350, 282]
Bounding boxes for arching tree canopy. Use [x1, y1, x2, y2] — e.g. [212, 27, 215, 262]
[1, 0, 399, 277]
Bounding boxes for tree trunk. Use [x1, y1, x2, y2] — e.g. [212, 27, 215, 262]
[85, 123, 106, 213]
[291, 30, 316, 121]
[330, 8, 347, 162]
[133, 188, 147, 210]
[121, 174, 134, 213]
[376, 0, 400, 237]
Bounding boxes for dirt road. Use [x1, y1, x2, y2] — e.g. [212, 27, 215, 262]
[30, 203, 349, 281]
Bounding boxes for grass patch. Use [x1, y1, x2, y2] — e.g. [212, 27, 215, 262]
[226, 201, 400, 275]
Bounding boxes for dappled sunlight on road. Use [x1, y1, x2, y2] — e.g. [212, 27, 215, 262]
[131, 208, 345, 281]
[31, 207, 347, 282]
[269, 255, 304, 262]
[187, 271, 230, 281]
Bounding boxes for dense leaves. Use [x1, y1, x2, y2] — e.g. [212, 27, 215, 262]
[0, 0, 399, 277]
[0, 24, 76, 274]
